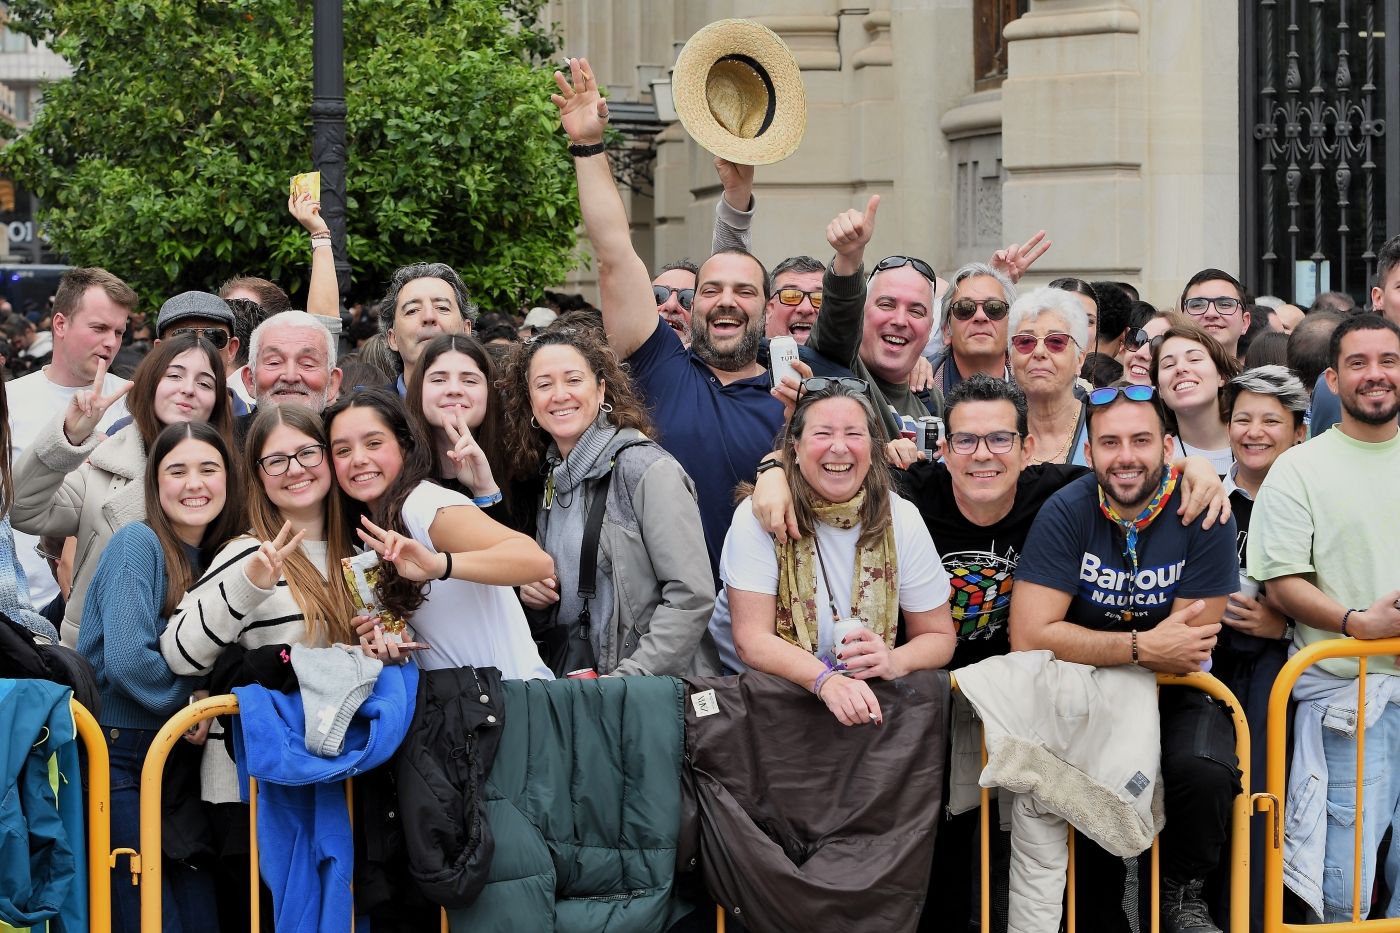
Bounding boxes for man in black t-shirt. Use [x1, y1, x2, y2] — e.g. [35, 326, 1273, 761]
[1012, 383, 1239, 933]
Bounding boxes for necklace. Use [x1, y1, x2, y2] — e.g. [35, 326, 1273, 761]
[1030, 403, 1081, 465]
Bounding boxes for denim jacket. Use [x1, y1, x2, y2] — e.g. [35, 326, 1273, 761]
[1285, 663, 1400, 917]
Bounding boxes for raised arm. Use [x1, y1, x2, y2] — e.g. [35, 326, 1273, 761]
[290, 193, 340, 319]
[805, 197, 879, 369]
[552, 57, 657, 359]
[711, 157, 754, 254]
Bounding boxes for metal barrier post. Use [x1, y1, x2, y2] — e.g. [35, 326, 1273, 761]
[138, 695, 241, 933]
[1261, 635, 1400, 932]
[72, 699, 113, 933]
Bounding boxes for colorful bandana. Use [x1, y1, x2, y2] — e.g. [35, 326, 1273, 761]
[1097, 466, 1180, 622]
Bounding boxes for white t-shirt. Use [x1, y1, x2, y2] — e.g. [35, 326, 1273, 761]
[7, 367, 131, 608]
[1175, 438, 1234, 477]
[400, 481, 553, 680]
[720, 493, 951, 659]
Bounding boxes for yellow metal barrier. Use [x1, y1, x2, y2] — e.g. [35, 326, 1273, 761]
[135, 694, 452, 933]
[71, 698, 113, 933]
[960, 670, 1251, 933]
[1261, 635, 1400, 932]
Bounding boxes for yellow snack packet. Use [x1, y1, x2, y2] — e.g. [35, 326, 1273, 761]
[342, 552, 412, 643]
[289, 171, 321, 202]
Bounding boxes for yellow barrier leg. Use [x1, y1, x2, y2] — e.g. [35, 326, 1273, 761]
[1353, 660, 1366, 924]
[73, 701, 113, 933]
[250, 775, 260, 932]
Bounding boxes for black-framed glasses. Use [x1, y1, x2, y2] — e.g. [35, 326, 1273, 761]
[947, 431, 1021, 455]
[171, 326, 231, 349]
[1010, 332, 1078, 355]
[653, 285, 694, 311]
[948, 298, 1010, 322]
[1088, 384, 1157, 407]
[798, 376, 867, 400]
[871, 255, 936, 283]
[1182, 296, 1242, 316]
[775, 287, 823, 309]
[257, 443, 327, 476]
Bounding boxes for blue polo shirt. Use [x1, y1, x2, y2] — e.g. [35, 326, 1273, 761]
[628, 319, 785, 575]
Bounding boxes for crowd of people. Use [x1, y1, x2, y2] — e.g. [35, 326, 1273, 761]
[1, 47, 1399, 933]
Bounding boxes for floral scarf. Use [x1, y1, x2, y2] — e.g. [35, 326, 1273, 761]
[774, 490, 899, 654]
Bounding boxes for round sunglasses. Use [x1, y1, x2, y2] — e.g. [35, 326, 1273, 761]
[1010, 332, 1078, 355]
[653, 285, 694, 311]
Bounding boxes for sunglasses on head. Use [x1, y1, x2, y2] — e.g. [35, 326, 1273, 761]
[948, 298, 1010, 322]
[653, 285, 694, 311]
[871, 255, 936, 283]
[1123, 328, 1167, 353]
[1087, 384, 1157, 407]
[797, 376, 867, 400]
[170, 326, 230, 349]
[1010, 332, 1078, 355]
[775, 287, 823, 309]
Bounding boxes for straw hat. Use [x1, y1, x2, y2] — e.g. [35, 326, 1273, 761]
[671, 19, 807, 166]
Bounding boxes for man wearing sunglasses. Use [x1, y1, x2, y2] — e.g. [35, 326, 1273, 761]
[930, 262, 1018, 396]
[1009, 382, 1241, 933]
[1179, 268, 1250, 362]
[154, 290, 240, 372]
[802, 195, 945, 442]
[764, 255, 825, 345]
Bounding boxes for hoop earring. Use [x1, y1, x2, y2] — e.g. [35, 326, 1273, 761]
[599, 401, 614, 414]
[530, 416, 540, 429]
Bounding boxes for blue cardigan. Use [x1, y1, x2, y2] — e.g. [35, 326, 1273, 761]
[78, 522, 201, 730]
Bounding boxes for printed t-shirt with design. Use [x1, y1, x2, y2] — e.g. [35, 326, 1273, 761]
[1015, 473, 1239, 631]
[899, 460, 1087, 668]
[626, 319, 786, 577]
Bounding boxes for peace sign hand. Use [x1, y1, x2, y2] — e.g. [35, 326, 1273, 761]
[244, 521, 306, 590]
[551, 56, 608, 145]
[63, 356, 131, 445]
[356, 515, 448, 583]
[444, 411, 499, 495]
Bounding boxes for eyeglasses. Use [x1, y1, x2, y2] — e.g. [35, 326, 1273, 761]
[1010, 332, 1078, 355]
[775, 288, 823, 309]
[798, 376, 867, 400]
[1182, 296, 1242, 316]
[871, 255, 936, 283]
[171, 326, 231, 349]
[653, 285, 694, 311]
[948, 298, 1010, 322]
[947, 431, 1021, 455]
[257, 443, 327, 476]
[1087, 384, 1157, 407]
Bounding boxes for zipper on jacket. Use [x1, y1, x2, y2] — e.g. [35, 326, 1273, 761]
[578, 888, 648, 904]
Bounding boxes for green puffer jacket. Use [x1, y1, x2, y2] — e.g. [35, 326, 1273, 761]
[447, 675, 689, 932]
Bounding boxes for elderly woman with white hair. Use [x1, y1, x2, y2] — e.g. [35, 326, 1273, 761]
[1006, 286, 1092, 465]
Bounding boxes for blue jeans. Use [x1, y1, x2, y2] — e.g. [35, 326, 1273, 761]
[107, 725, 217, 933]
[1319, 700, 1400, 921]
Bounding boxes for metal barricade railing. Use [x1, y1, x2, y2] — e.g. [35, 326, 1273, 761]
[72, 698, 113, 933]
[133, 695, 452, 933]
[1260, 636, 1400, 932]
[960, 670, 1251, 933]
[712, 671, 1250, 933]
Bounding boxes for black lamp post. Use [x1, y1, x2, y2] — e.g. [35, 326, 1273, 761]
[311, 0, 350, 303]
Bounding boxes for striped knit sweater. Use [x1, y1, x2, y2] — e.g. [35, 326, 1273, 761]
[159, 534, 331, 802]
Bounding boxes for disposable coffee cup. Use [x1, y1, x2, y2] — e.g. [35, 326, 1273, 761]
[1224, 573, 1260, 623]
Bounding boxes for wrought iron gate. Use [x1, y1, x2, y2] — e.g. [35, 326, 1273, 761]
[1240, 0, 1399, 306]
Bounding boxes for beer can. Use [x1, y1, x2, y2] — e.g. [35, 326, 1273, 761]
[565, 668, 599, 680]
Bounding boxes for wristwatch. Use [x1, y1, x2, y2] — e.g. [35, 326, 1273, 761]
[755, 458, 784, 476]
[568, 141, 606, 158]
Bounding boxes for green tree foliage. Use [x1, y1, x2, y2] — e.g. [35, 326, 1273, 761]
[0, 0, 580, 313]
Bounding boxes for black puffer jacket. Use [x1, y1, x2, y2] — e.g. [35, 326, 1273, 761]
[395, 665, 505, 907]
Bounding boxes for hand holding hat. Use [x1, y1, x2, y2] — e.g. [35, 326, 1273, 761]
[552, 57, 609, 146]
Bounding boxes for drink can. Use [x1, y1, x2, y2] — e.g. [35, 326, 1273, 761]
[565, 668, 599, 680]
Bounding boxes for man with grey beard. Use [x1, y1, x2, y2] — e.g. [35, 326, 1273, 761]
[555, 56, 784, 576]
[235, 310, 343, 439]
